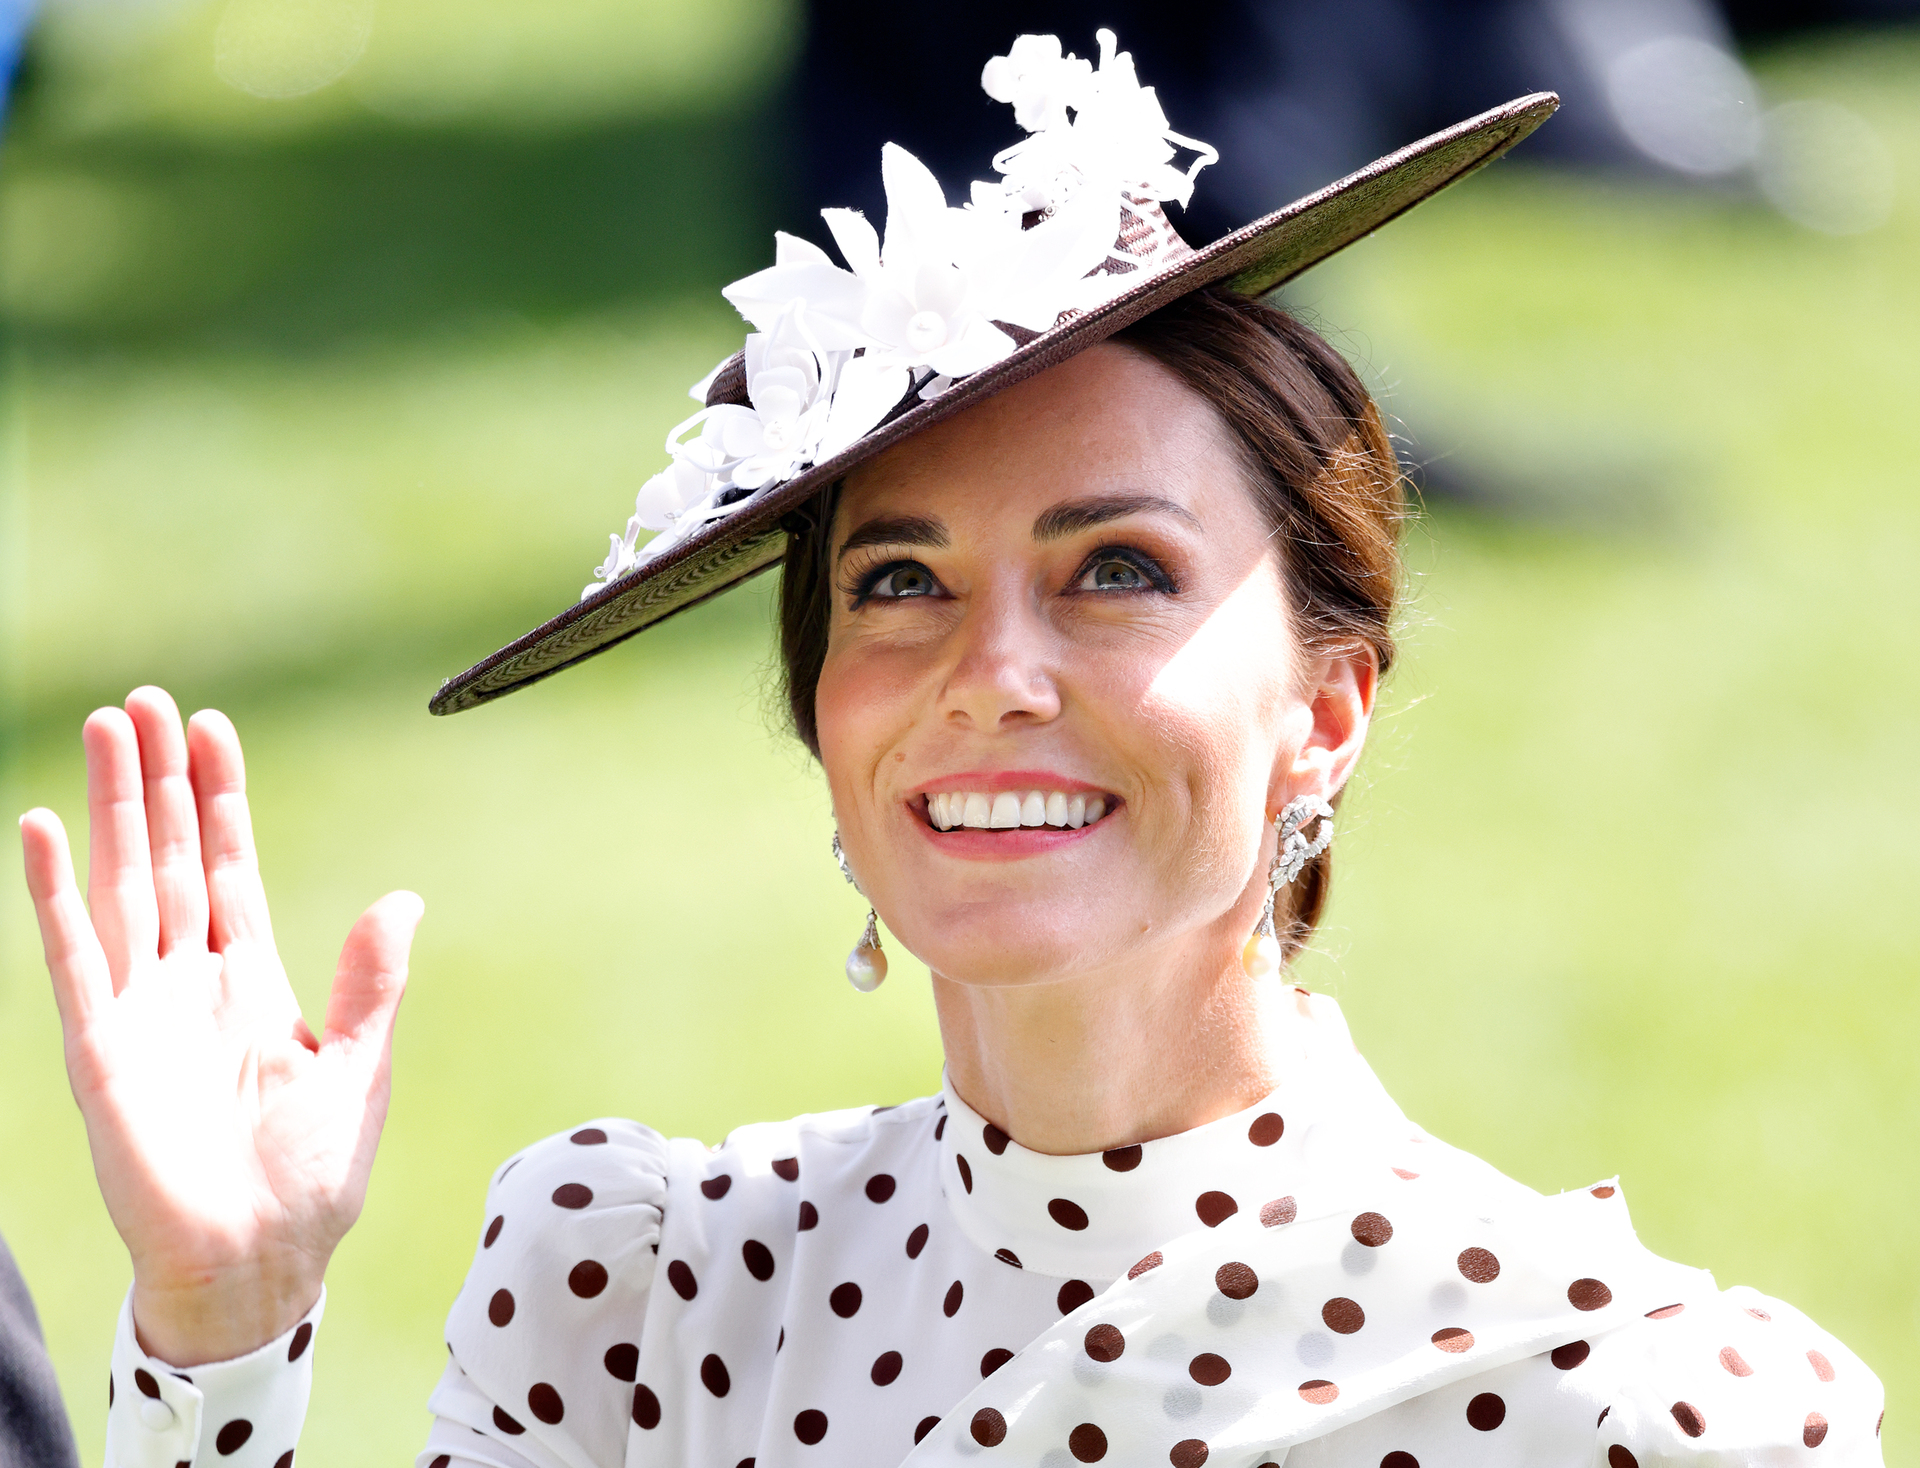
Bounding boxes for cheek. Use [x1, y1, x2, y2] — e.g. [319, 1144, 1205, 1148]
[814, 636, 915, 805]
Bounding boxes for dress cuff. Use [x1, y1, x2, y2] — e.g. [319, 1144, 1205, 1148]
[106, 1286, 324, 1468]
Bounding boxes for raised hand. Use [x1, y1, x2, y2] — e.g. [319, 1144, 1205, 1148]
[18, 687, 422, 1367]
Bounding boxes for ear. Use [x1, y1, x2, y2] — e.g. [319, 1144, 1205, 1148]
[1272, 644, 1377, 807]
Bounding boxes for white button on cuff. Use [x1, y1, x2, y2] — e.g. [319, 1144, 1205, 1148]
[137, 1397, 176, 1431]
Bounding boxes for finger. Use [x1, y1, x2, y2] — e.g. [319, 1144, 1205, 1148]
[20, 809, 116, 1028]
[83, 707, 159, 986]
[186, 709, 276, 954]
[125, 688, 210, 959]
[324, 891, 423, 1061]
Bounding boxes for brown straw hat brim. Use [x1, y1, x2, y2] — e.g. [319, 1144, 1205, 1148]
[430, 90, 1558, 717]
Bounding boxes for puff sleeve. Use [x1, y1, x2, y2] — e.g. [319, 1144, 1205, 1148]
[424, 1119, 670, 1468]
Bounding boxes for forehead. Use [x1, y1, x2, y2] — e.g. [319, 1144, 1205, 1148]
[835, 343, 1248, 528]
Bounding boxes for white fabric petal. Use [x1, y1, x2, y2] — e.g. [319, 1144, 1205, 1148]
[815, 354, 911, 462]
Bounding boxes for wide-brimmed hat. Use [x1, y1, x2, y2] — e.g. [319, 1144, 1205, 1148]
[430, 32, 1555, 716]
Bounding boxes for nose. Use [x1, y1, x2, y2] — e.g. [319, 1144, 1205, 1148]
[939, 576, 1062, 732]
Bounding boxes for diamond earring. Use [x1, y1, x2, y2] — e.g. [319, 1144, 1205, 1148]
[832, 831, 887, 992]
[1241, 794, 1335, 979]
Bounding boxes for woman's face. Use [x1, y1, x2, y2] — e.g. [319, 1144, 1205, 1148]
[815, 343, 1371, 988]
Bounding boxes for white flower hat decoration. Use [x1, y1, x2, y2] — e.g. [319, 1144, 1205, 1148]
[432, 30, 1556, 715]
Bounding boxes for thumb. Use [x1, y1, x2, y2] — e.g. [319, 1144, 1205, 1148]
[324, 890, 424, 1055]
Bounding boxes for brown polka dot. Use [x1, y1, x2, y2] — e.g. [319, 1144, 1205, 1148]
[944, 1281, 964, 1317]
[107, 1374, 113, 1408]
[1671, 1402, 1705, 1437]
[1058, 1279, 1096, 1314]
[1568, 1278, 1613, 1311]
[1069, 1422, 1109, 1462]
[866, 1174, 897, 1203]
[736, 1460, 753, 1468]
[971, 1408, 1007, 1447]
[1381, 1455, 1419, 1468]
[1084, 1324, 1126, 1362]
[1189, 1352, 1231, 1386]
[570, 1127, 607, 1145]
[1646, 1303, 1685, 1319]
[1551, 1340, 1591, 1370]
[1809, 1349, 1835, 1382]
[778, 1328, 784, 1351]
[483, 1216, 503, 1249]
[1102, 1145, 1142, 1172]
[1591, 1185, 1616, 1199]
[667, 1261, 698, 1300]
[743, 1240, 775, 1281]
[994, 1248, 1023, 1268]
[288, 1322, 312, 1362]
[1431, 1328, 1474, 1353]
[1248, 1113, 1285, 1146]
[772, 1157, 799, 1181]
[604, 1343, 638, 1381]
[1049, 1198, 1090, 1231]
[429, 1458, 447, 1468]
[529, 1383, 565, 1424]
[981, 1348, 1014, 1377]
[1877, 1410, 1884, 1436]
[1598, 1407, 1610, 1426]
[1128, 1251, 1164, 1279]
[1216, 1262, 1258, 1299]
[551, 1183, 592, 1209]
[915, 1416, 941, 1444]
[632, 1384, 661, 1429]
[1607, 1448, 1637, 1468]
[794, 1409, 828, 1445]
[135, 1369, 160, 1399]
[1169, 1439, 1209, 1468]
[1719, 1346, 1753, 1376]
[1804, 1412, 1829, 1448]
[907, 1224, 930, 1259]
[1457, 1247, 1500, 1283]
[871, 1351, 902, 1386]
[1323, 1298, 1366, 1334]
[701, 1175, 732, 1200]
[700, 1354, 730, 1397]
[488, 1289, 515, 1326]
[1196, 1191, 1238, 1227]
[1392, 1168, 1420, 1180]
[1746, 1307, 1772, 1322]
[957, 1156, 973, 1193]
[1260, 1197, 1298, 1228]
[274, 1456, 293, 1468]
[492, 1407, 524, 1435]
[798, 1201, 819, 1230]
[1298, 1380, 1338, 1405]
[569, 1260, 609, 1298]
[829, 1282, 862, 1317]
[215, 1420, 253, 1455]
[983, 1124, 1011, 1156]
[1351, 1212, 1393, 1247]
[1467, 1393, 1506, 1431]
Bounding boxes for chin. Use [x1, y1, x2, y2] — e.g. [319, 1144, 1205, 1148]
[893, 902, 1132, 987]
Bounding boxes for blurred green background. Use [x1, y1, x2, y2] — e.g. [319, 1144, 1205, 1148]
[1, 1, 1915, 1462]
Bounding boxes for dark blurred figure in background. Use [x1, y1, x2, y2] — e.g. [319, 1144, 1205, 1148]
[0, 1234, 78, 1468]
[800, 0, 1920, 242]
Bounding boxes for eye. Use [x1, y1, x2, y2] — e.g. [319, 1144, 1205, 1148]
[859, 560, 943, 601]
[1073, 547, 1174, 594]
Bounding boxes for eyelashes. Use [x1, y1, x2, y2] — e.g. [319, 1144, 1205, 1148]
[837, 544, 1179, 608]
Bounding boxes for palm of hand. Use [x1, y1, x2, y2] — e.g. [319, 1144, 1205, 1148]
[20, 688, 420, 1365]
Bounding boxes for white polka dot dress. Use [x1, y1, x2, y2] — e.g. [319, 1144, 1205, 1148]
[98, 991, 1887, 1467]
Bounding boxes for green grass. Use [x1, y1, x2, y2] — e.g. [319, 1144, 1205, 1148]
[2, 9, 1916, 1463]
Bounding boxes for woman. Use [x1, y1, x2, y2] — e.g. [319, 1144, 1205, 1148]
[18, 31, 1886, 1468]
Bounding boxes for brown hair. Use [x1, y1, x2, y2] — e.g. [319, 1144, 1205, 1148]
[778, 284, 1407, 960]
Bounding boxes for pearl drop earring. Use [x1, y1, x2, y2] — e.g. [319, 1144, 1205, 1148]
[1241, 794, 1335, 979]
[831, 831, 887, 992]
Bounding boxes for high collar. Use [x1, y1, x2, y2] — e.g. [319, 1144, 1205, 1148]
[935, 989, 1418, 1280]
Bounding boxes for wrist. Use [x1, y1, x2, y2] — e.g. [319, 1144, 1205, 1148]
[131, 1255, 325, 1368]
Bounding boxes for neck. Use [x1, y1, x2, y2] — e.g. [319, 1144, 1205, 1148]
[931, 920, 1293, 1156]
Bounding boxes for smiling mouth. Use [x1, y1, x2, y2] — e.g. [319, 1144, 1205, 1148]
[922, 790, 1114, 831]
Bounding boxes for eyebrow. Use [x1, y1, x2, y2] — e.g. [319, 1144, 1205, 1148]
[836, 514, 949, 563]
[1032, 495, 1199, 541]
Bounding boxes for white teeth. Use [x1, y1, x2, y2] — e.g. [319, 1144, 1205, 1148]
[926, 789, 1114, 830]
